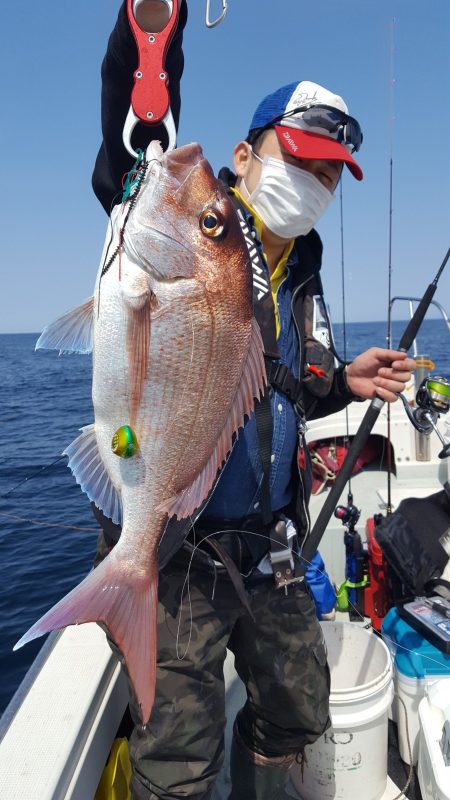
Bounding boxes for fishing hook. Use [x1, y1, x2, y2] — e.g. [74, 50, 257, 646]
[205, 0, 228, 28]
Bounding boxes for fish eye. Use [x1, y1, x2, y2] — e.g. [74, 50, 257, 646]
[199, 209, 225, 239]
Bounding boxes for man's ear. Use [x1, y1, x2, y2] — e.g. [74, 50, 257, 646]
[233, 141, 252, 179]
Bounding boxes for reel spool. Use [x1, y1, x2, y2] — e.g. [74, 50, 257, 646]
[399, 376, 450, 459]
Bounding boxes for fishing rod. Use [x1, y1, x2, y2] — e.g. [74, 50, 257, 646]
[298, 244, 450, 577]
[339, 179, 350, 463]
[385, 154, 394, 514]
[333, 180, 366, 618]
[385, 18, 396, 516]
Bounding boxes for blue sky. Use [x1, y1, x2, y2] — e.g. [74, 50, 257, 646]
[2, 0, 449, 333]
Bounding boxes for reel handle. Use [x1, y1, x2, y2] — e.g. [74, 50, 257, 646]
[439, 442, 450, 460]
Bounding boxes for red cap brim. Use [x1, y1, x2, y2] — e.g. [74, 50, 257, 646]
[275, 125, 363, 181]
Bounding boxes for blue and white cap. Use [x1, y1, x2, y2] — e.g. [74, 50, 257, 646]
[249, 80, 363, 181]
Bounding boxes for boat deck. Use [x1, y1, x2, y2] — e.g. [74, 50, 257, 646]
[1, 398, 447, 798]
[0, 624, 423, 799]
[213, 649, 422, 800]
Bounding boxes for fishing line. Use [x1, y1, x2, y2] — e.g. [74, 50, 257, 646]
[175, 526, 278, 660]
[0, 455, 67, 499]
[378, 434, 396, 495]
[339, 181, 348, 366]
[99, 156, 151, 282]
[381, 630, 450, 677]
[175, 525, 450, 682]
[319, 182, 350, 369]
[296, 550, 450, 674]
[97, 153, 161, 313]
[176, 525, 366, 658]
[391, 694, 414, 799]
[387, 18, 396, 348]
[385, 18, 396, 515]
[95, 182, 132, 294]
[174, 513, 197, 659]
[188, 307, 196, 367]
[339, 177, 352, 496]
[0, 451, 104, 531]
[176, 550, 194, 660]
[0, 511, 99, 533]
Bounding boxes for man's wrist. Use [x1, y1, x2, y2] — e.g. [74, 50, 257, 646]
[337, 365, 365, 402]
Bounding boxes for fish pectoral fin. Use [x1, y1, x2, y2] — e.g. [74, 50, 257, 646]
[64, 424, 123, 526]
[157, 319, 266, 520]
[127, 300, 151, 427]
[14, 554, 159, 725]
[35, 297, 94, 354]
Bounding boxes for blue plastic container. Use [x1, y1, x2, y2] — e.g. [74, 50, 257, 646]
[382, 607, 450, 678]
[382, 607, 450, 765]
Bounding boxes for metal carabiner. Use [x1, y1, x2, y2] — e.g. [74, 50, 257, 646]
[123, 0, 180, 158]
[205, 0, 228, 28]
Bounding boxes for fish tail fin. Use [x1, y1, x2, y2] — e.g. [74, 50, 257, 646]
[14, 553, 159, 724]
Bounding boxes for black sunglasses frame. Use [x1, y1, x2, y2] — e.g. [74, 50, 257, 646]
[252, 103, 363, 154]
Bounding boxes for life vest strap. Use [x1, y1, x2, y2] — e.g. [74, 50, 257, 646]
[265, 359, 306, 421]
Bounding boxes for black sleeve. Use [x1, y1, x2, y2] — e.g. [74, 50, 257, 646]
[92, 0, 188, 214]
[305, 366, 365, 420]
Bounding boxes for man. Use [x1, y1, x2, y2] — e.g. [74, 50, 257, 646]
[92, 3, 415, 798]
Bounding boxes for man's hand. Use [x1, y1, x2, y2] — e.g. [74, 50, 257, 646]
[345, 348, 416, 403]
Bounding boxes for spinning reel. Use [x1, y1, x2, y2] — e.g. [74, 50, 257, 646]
[334, 494, 361, 532]
[398, 376, 450, 459]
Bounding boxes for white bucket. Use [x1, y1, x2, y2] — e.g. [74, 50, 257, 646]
[291, 622, 393, 800]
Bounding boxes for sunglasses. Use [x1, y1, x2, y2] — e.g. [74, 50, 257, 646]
[262, 104, 363, 155]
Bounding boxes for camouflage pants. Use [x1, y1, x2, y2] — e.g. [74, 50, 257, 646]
[124, 544, 330, 800]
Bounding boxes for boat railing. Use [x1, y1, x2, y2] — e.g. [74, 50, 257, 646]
[0, 624, 129, 799]
[390, 296, 450, 359]
[0, 631, 59, 742]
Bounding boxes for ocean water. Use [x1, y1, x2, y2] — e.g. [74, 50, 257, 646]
[1, 318, 449, 716]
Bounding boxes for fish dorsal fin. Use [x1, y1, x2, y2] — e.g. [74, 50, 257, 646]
[36, 297, 94, 354]
[64, 424, 123, 526]
[157, 319, 266, 519]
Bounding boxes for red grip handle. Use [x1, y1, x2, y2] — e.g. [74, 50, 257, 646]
[127, 0, 180, 125]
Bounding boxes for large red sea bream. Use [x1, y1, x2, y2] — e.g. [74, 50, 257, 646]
[14, 142, 266, 723]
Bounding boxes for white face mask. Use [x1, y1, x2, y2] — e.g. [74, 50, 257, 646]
[242, 152, 334, 239]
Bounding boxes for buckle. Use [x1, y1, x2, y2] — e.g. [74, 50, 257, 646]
[294, 400, 307, 427]
[270, 551, 304, 589]
[272, 364, 294, 398]
[271, 365, 305, 412]
[270, 549, 293, 587]
[269, 519, 304, 590]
